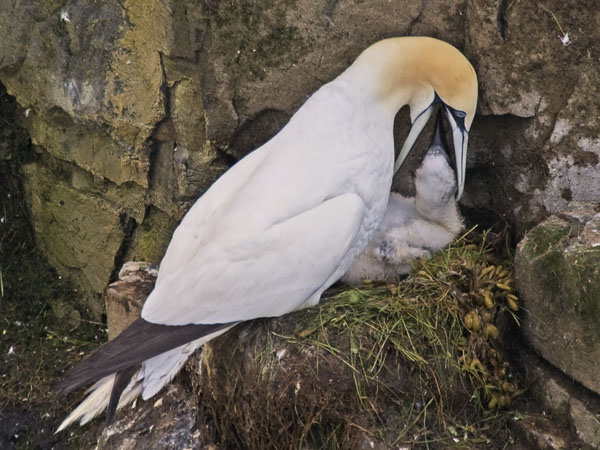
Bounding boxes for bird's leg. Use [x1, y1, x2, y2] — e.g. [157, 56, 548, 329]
[373, 233, 431, 265]
[372, 239, 396, 262]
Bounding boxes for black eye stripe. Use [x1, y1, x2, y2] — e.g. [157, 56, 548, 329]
[433, 91, 467, 131]
[444, 105, 467, 132]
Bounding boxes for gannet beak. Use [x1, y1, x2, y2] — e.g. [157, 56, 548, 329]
[430, 108, 449, 159]
[393, 103, 434, 175]
[443, 105, 468, 200]
[380, 37, 476, 201]
[393, 98, 469, 201]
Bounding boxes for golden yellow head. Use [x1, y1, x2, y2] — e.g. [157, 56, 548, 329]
[344, 36, 478, 199]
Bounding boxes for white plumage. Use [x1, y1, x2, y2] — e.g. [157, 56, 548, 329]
[342, 121, 464, 283]
[57, 37, 477, 431]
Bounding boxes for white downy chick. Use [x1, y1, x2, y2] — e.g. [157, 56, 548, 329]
[342, 110, 464, 283]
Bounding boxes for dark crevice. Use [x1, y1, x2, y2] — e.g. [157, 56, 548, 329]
[0, 83, 37, 266]
[109, 214, 137, 283]
[158, 52, 171, 113]
[405, 0, 427, 35]
[193, 20, 210, 62]
[497, 0, 509, 40]
[146, 52, 174, 190]
[231, 95, 242, 126]
[145, 133, 161, 191]
[227, 108, 288, 160]
[214, 147, 239, 168]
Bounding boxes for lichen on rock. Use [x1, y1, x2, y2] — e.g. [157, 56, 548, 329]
[21, 159, 130, 318]
[516, 204, 600, 395]
[1, 1, 600, 447]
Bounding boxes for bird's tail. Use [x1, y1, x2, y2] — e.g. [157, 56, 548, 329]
[56, 372, 143, 433]
[56, 319, 235, 432]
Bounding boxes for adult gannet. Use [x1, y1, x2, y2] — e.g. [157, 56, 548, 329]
[342, 109, 464, 284]
[56, 36, 477, 431]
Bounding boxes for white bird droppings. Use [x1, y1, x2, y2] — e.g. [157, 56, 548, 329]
[60, 10, 71, 23]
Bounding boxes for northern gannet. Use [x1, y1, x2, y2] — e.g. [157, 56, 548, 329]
[56, 37, 477, 431]
[342, 109, 464, 284]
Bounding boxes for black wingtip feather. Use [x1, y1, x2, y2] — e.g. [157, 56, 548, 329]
[56, 318, 235, 396]
[105, 365, 140, 424]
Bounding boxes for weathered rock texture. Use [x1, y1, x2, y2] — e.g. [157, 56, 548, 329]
[515, 204, 600, 396]
[1, 0, 600, 315]
[2, 1, 600, 446]
[104, 261, 156, 339]
[95, 384, 216, 450]
[513, 345, 600, 450]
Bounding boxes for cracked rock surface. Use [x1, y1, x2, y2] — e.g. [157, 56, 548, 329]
[1, 0, 599, 314]
[515, 204, 600, 395]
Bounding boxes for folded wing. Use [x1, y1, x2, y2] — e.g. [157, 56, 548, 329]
[143, 193, 366, 325]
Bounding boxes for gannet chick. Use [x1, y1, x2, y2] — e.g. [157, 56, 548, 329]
[56, 37, 477, 431]
[342, 110, 463, 283]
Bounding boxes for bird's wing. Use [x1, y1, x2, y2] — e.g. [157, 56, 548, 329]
[142, 193, 365, 325]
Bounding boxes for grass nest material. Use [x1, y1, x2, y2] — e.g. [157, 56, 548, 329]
[201, 228, 522, 449]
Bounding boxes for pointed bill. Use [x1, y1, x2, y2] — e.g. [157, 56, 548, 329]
[393, 105, 433, 175]
[444, 107, 468, 200]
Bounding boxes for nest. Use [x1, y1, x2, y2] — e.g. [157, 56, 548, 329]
[200, 228, 521, 449]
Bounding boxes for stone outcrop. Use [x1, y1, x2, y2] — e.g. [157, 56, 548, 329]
[95, 384, 216, 450]
[2, 0, 600, 448]
[0, 0, 229, 314]
[515, 204, 600, 396]
[512, 345, 600, 450]
[104, 261, 156, 339]
[1, 0, 600, 314]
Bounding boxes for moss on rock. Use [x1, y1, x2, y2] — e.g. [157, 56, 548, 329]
[21, 159, 128, 318]
[29, 109, 151, 188]
[516, 209, 600, 394]
[126, 206, 177, 264]
[0, 86, 104, 449]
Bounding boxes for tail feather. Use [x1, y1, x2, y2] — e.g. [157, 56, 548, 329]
[57, 318, 235, 396]
[56, 321, 237, 432]
[142, 326, 233, 399]
[106, 365, 141, 424]
[56, 371, 145, 433]
[56, 375, 116, 433]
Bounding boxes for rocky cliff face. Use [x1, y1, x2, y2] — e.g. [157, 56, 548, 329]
[2, 1, 600, 448]
[1, 0, 599, 313]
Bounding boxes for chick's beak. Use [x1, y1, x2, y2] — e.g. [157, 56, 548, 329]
[430, 108, 449, 158]
[393, 96, 469, 201]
